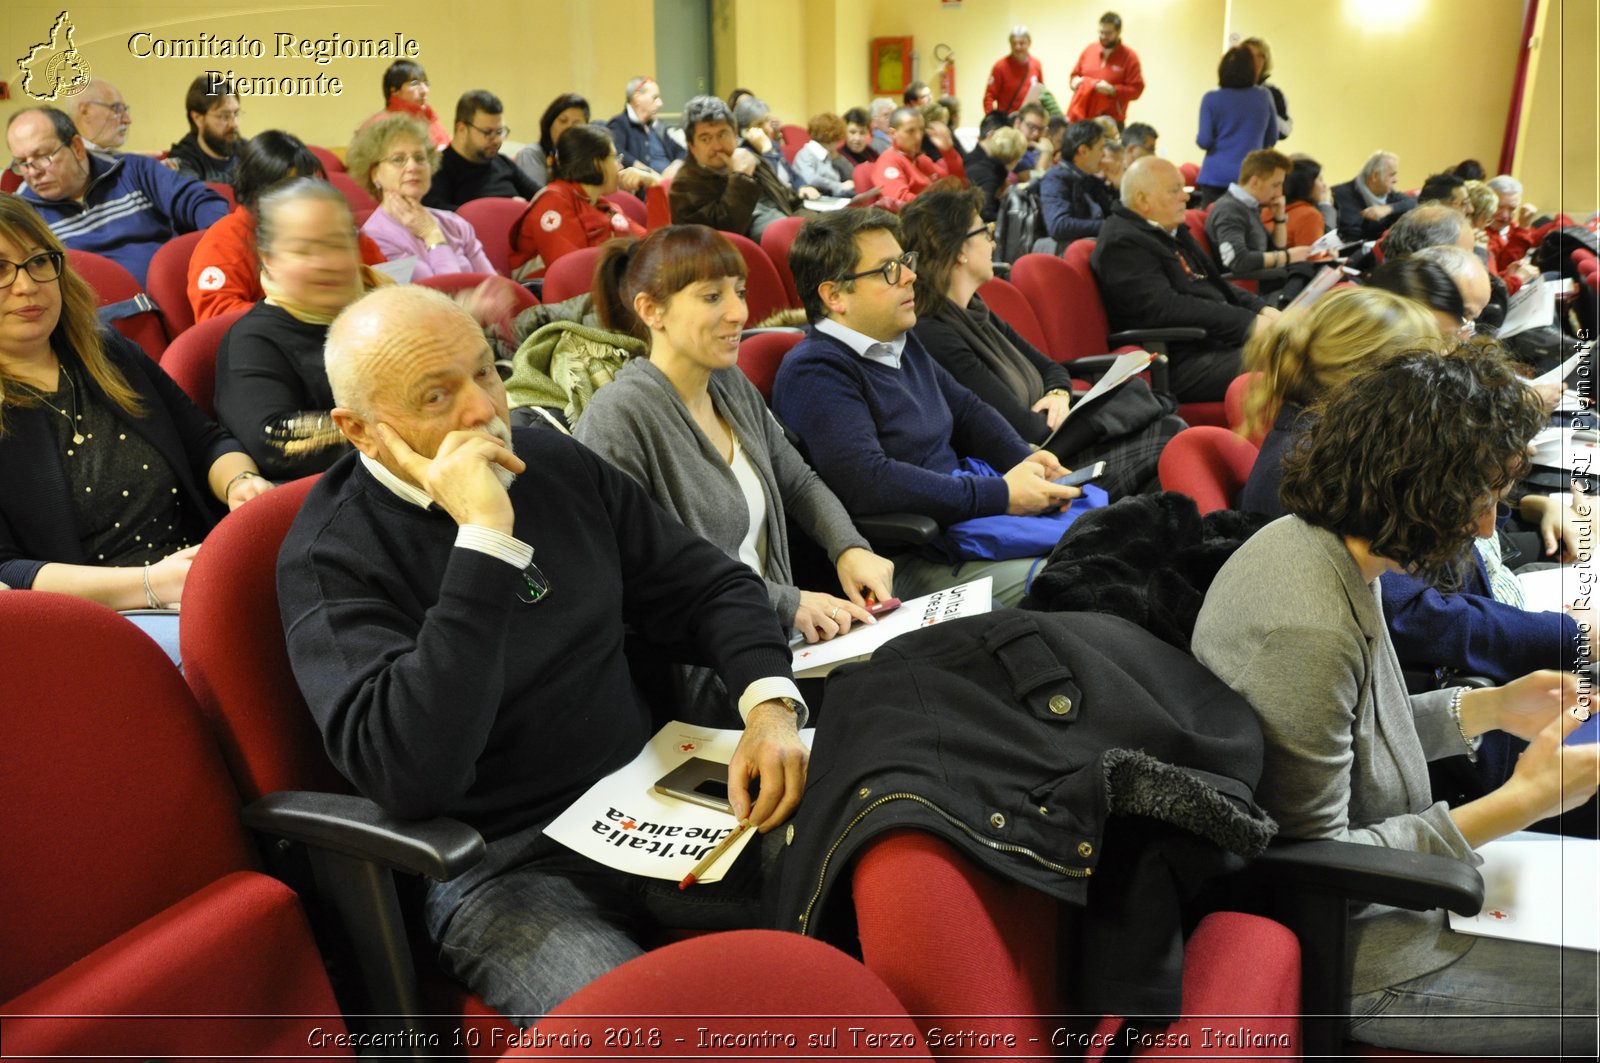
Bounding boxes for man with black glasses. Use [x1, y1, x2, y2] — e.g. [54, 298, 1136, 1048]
[6, 106, 227, 285]
[422, 89, 537, 211]
[278, 285, 806, 1026]
[774, 209, 1080, 606]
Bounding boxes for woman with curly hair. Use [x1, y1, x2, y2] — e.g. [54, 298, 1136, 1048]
[1193, 348, 1598, 1056]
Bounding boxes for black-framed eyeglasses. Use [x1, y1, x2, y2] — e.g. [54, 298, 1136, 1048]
[841, 251, 918, 287]
[517, 556, 552, 605]
[470, 123, 510, 139]
[964, 224, 995, 243]
[85, 100, 131, 117]
[0, 251, 64, 289]
[8, 142, 70, 176]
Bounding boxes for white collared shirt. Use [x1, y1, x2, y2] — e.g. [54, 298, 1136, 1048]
[357, 453, 805, 725]
[815, 317, 908, 369]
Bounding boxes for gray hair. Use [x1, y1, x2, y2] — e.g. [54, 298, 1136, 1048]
[1384, 204, 1468, 259]
[1412, 244, 1486, 286]
[869, 97, 896, 120]
[255, 177, 353, 258]
[1010, 25, 1031, 39]
[1487, 174, 1523, 197]
[682, 94, 734, 142]
[1358, 151, 1398, 184]
[624, 76, 652, 102]
[732, 95, 769, 133]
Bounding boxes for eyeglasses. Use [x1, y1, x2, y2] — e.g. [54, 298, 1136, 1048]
[8, 142, 70, 176]
[210, 108, 243, 124]
[841, 251, 918, 287]
[381, 150, 431, 168]
[0, 250, 65, 289]
[470, 123, 510, 139]
[84, 100, 131, 117]
[404, 79, 428, 90]
[494, 360, 515, 381]
[516, 556, 552, 605]
[964, 224, 995, 244]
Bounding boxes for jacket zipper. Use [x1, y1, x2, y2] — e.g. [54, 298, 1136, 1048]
[798, 791, 1090, 934]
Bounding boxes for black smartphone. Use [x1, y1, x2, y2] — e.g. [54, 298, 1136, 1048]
[654, 757, 751, 813]
[1056, 461, 1107, 488]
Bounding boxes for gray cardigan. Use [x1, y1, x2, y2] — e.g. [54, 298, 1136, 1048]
[574, 359, 868, 626]
[1192, 516, 1480, 994]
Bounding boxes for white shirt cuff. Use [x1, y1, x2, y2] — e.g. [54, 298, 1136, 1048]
[739, 677, 808, 728]
[455, 525, 535, 570]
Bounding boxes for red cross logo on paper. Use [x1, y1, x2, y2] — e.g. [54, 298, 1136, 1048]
[679, 742, 696, 752]
[620, 819, 638, 830]
[882, 166, 900, 180]
[1488, 909, 1511, 921]
[197, 266, 225, 291]
[539, 209, 562, 232]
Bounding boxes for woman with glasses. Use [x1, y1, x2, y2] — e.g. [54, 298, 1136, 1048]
[1193, 348, 1597, 1056]
[900, 183, 1185, 498]
[508, 125, 646, 280]
[347, 114, 494, 279]
[0, 193, 270, 653]
[213, 179, 380, 481]
[359, 59, 448, 149]
[574, 226, 894, 712]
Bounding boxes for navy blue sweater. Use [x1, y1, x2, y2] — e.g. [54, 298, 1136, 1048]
[771, 328, 1034, 527]
[278, 430, 793, 839]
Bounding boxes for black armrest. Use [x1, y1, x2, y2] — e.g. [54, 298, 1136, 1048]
[244, 790, 485, 882]
[855, 512, 939, 546]
[1223, 267, 1290, 284]
[1249, 837, 1483, 915]
[1106, 327, 1207, 349]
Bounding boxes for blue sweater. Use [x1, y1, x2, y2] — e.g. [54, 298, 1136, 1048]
[20, 152, 229, 286]
[771, 328, 1034, 526]
[1195, 86, 1279, 189]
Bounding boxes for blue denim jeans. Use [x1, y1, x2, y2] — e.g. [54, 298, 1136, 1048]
[423, 819, 769, 1027]
[1348, 934, 1598, 1055]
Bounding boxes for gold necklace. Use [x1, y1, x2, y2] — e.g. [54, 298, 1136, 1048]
[15, 366, 85, 445]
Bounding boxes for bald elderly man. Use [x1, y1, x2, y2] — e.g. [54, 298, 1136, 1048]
[277, 286, 807, 1025]
[1091, 156, 1277, 402]
[71, 79, 133, 153]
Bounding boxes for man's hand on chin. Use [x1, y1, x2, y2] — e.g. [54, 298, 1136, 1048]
[728, 699, 808, 831]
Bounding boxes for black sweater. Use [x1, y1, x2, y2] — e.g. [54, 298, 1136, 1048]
[277, 430, 794, 839]
[214, 302, 344, 481]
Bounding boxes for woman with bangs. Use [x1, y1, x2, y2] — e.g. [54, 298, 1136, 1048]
[574, 225, 894, 672]
[1193, 348, 1598, 1056]
[0, 194, 270, 656]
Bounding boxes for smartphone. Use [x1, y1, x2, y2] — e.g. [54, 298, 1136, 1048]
[866, 597, 902, 617]
[1056, 461, 1107, 488]
[655, 757, 746, 813]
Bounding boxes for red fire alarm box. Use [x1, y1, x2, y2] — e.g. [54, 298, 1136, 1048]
[870, 37, 913, 97]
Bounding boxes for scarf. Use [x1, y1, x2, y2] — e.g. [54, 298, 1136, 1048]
[260, 265, 389, 325]
[930, 294, 1044, 408]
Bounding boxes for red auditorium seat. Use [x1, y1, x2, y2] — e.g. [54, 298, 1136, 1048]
[645, 180, 673, 230]
[417, 272, 540, 342]
[736, 330, 804, 402]
[779, 124, 809, 165]
[721, 230, 791, 323]
[455, 196, 527, 277]
[205, 182, 237, 209]
[602, 189, 648, 227]
[160, 306, 246, 417]
[508, 930, 932, 1059]
[145, 229, 205, 338]
[1157, 425, 1259, 514]
[65, 248, 168, 360]
[541, 245, 603, 303]
[0, 593, 350, 1058]
[1224, 371, 1271, 446]
[851, 831, 1302, 1059]
[328, 171, 378, 214]
[978, 276, 1051, 356]
[307, 143, 347, 174]
[760, 214, 807, 309]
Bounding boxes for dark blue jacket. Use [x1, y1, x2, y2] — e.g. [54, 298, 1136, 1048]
[605, 110, 684, 171]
